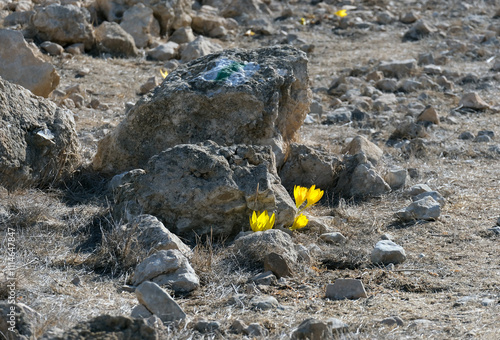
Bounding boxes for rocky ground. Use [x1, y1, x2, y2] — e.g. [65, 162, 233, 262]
[1, 0, 500, 339]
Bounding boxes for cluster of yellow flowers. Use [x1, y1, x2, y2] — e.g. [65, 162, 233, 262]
[249, 185, 324, 232]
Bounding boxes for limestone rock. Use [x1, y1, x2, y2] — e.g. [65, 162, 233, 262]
[412, 191, 445, 207]
[132, 249, 199, 293]
[279, 143, 341, 192]
[33, 4, 94, 49]
[95, 21, 138, 57]
[192, 5, 237, 38]
[0, 78, 80, 190]
[384, 167, 407, 190]
[40, 41, 64, 56]
[291, 318, 348, 340]
[119, 214, 191, 256]
[233, 229, 298, 267]
[249, 295, 279, 310]
[112, 142, 296, 241]
[252, 271, 277, 285]
[264, 252, 293, 278]
[194, 320, 220, 334]
[417, 106, 439, 125]
[94, 45, 311, 172]
[221, 0, 272, 24]
[147, 41, 179, 61]
[0, 29, 59, 97]
[168, 26, 195, 44]
[371, 240, 406, 265]
[121, 3, 159, 49]
[131, 304, 153, 319]
[326, 279, 367, 300]
[49, 315, 157, 340]
[341, 135, 383, 165]
[180, 35, 223, 63]
[395, 196, 441, 221]
[135, 281, 187, 323]
[459, 92, 490, 110]
[406, 184, 432, 197]
[378, 59, 417, 79]
[320, 232, 347, 244]
[334, 153, 390, 199]
[403, 20, 436, 42]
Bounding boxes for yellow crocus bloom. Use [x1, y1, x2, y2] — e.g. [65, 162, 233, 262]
[290, 214, 308, 230]
[160, 69, 168, 79]
[305, 185, 324, 207]
[334, 9, 347, 18]
[250, 211, 275, 232]
[294, 185, 308, 208]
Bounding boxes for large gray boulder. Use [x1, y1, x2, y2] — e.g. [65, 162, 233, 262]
[32, 4, 94, 49]
[93, 45, 311, 174]
[0, 78, 80, 190]
[112, 142, 296, 240]
[0, 29, 59, 98]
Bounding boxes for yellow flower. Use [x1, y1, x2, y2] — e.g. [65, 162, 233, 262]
[249, 211, 275, 232]
[294, 185, 308, 208]
[160, 69, 168, 79]
[290, 214, 308, 230]
[244, 29, 255, 36]
[300, 17, 306, 25]
[334, 9, 347, 18]
[305, 185, 324, 208]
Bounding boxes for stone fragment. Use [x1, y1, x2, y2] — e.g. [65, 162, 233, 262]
[291, 318, 332, 340]
[279, 143, 341, 192]
[180, 35, 223, 63]
[377, 11, 395, 25]
[334, 153, 390, 199]
[95, 21, 138, 57]
[0, 29, 60, 97]
[326, 279, 367, 300]
[40, 41, 64, 56]
[371, 240, 406, 265]
[192, 5, 237, 38]
[120, 3, 159, 48]
[459, 92, 490, 110]
[147, 41, 179, 61]
[403, 20, 436, 42]
[320, 232, 346, 244]
[384, 167, 407, 190]
[459, 131, 475, 140]
[417, 106, 439, 125]
[65, 43, 85, 55]
[132, 249, 199, 292]
[135, 281, 187, 323]
[252, 271, 277, 285]
[231, 319, 247, 334]
[0, 78, 79, 189]
[131, 304, 153, 319]
[378, 59, 417, 79]
[112, 143, 296, 241]
[233, 229, 298, 267]
[474, 135, 491, 143]
[138, 76, 160, 94]
[406, 184, 432, 197]
[221, 0, 272, 24]
[33, 4, 94, 49]
[245, 323, 268, 337]
[194, 320, 220, 333]
[412, 191, 445, 207]
[49, 315, 157, 340]
[249, 295, 279, 310]
[394, 196, 441, 221]
[380, 316, 404, 327]
[94, 46, 311, 172]
[342, 135, 383, 165]
[264, 252, 293, 278]
[376, 78, 398, 92]
[169, 26, 196, 44]
[400, 11, 420, 24]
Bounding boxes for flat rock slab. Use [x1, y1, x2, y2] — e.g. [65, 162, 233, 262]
[135, 281, 186, 323]
[326, 278, 367, 300]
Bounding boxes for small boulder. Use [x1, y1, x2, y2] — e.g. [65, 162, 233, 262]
[180, 35, 223, 63]
[378, 59, 417, 79]
[412, 191, 445, 207]
[249, 295, 279, 310]
[384, 167, 407, 190]
[40, 41, 64, 56]
[94, 21, 138, 57]
[417, 106, 439, 125]
[32, 4, 94, 49]
[120, 3, 160, 48]
[402, 20, 436, 42]
[169, 26, 196, 44]
[194, 320, 220, 333]
[132, 249, 199, 293]
[459, 92, 490, 110]
[326, 279, 367, 300]
[264, 252, 293, 278]
[341, 135, 383, 165]
[291, 318, 331, 340]
[320, 232, 347, 244]
[135, 281, 187, 323]
[371, 240, 406, 265]
[395, 196, 441, 221]
[147, 41, 179, 61]
[0, 78, 80, 189]
[0, 29, 60, 97]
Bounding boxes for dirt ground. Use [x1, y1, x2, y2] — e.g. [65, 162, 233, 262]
[1, 0, 500, 339]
